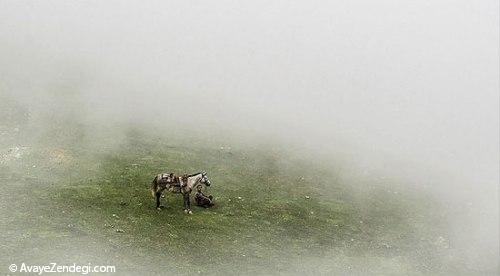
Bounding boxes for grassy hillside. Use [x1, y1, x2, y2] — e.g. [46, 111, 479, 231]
[0, 121, 451, 275]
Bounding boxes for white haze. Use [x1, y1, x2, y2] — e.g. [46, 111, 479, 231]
[1, 0, 498, 272]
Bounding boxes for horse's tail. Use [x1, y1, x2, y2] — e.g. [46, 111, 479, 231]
[151, 175, 159, 197]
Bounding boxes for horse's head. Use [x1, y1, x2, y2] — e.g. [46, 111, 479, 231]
[200, 171, 211, 186]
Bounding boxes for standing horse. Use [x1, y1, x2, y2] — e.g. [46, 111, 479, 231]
[150, 171, 211, 214]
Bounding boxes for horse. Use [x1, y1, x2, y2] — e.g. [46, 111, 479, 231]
[150, 171, 211, 214]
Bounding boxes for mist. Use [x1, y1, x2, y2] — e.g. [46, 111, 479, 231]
[1, 0, 498, 274]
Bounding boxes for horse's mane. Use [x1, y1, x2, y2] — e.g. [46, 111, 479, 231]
[186, 172, 202, 177]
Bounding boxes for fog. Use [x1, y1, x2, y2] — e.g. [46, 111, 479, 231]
[1, 0, 498, 273]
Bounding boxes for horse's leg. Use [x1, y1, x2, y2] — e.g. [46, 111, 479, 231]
[156, 190, 164, 210]
[155, 192, 161, 209]
[183, 193, 192, 214]
[182, 193, 188, 212]
[187, 192, 192, 214]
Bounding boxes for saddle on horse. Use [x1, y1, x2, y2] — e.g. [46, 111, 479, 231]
[159, 173, 188, 188]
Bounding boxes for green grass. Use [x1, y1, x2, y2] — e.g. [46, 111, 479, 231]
[0, 124, 450, 275]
